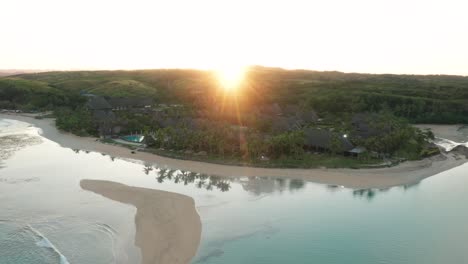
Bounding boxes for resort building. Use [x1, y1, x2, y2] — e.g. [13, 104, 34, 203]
[352, 113, 390, 139]
[108, 97, 153, 111]
[304, 128, 355, 154]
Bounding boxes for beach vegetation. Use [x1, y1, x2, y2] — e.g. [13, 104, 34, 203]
[1, 67, 462, 167]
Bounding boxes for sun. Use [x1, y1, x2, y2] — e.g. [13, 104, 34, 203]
[215, 66, 246, 91]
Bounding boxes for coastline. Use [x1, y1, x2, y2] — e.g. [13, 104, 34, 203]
[414, 124, 468, 143]
[80, 180, 202, 264]
[2, 113, 467, 189]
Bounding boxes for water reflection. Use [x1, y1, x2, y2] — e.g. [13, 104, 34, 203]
[352, 182, 421, 201]
[326, 185, 344, 192]
[72, 149, 90, 154]
[289, 179, 305, 190]
[402, 182, 420, 191]
[73, 148, 115, 161]
[240, 177, 306, 195]
[154, 168, 231, 192]
[69, 149, 421, 198]
[144, 164, 309, 195]
[352, 189, 377, 200]
[143, 165, 153, 175]
[66, 147, 423, 199]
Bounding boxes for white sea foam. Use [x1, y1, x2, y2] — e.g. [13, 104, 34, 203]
[28, 225, 71, 264]
[434, 137, 468, 151]
[0, 119, 36, 136]
[0, 119, 13, 127]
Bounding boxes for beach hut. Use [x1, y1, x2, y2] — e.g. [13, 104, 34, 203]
[304, 128, 354, 154]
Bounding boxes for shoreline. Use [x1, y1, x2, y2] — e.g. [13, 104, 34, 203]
[414, 124, 468, 143]
[80, 180, 202, 264]
[2, 113, 467, 189]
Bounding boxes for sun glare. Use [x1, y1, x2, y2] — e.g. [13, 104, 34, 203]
[215, 66, 246, 91]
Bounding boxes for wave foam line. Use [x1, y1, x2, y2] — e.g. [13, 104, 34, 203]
[27, 225, 71, 264]
[434, 137, 468, 151]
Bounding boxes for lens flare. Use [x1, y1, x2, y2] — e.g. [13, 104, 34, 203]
[215, 66, 246, 91]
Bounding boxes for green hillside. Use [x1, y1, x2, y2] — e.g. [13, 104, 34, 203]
[0, 78, 84, 110]
[2, 67, 468, 123]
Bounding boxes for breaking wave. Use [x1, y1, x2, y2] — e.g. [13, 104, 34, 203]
[434, 137, 468, 152]
[28, 225, 71, 264]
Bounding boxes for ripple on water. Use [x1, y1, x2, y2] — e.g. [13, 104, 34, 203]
[0, 134, 42, 162]
[0, 222, 57, 264]
[0, 218, 121, 264]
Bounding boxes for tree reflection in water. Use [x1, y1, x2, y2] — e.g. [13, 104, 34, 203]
[326, 184, 346, 193]
[145, 165, 308, 194]
[289, 179, 305, 191]
[352, 189, 377, 201]
[143, 165, 153, 175]
[152, 167, 231, 192]
[240, 177, 306, 195]
[402, 181, 420, 191]
[73, 148, 115, 160]
[352, 181, 421, 201]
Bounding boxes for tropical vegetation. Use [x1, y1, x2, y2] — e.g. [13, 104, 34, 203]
[1, 67, 464, 167]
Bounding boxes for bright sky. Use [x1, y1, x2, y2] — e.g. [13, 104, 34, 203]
[1, 0, 467, 75]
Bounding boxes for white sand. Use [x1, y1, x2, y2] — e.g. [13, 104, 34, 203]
[2, 113, 467, 189]
[80, 180, 201, 264]
[3, 113, 468, 264]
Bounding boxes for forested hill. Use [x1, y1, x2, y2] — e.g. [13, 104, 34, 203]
[1, 66, 468, 123]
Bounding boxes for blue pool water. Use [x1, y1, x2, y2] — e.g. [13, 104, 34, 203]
[121, 135, 144, 143]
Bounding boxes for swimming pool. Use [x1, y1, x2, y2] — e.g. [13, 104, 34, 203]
[121, 135, 144, 143]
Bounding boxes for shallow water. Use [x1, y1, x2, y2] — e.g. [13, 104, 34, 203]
[1, 118, 468, 264]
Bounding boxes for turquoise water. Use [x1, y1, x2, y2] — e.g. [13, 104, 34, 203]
[1, 118, 468, 263]
[191, 168, 468, 264]
[121, 135, 144, 143]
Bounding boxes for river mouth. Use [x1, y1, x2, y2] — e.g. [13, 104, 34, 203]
[1, 117, 468, 264]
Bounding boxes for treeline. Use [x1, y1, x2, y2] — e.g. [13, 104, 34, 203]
[5, 67, 468, 124]
[0, 78, 85, 110]
[350, 112, 437, 159]
[306, 90, 468, 124]
[143, 112, 433, 161]
[145, 123, 305, 160]
[54, 107, 96, 136]
[0, 67, 464, 163]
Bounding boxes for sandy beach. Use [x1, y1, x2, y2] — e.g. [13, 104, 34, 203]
[80, 180, 201, 264]
[1, 113, 467, 189]
[2, 113, 468, 264]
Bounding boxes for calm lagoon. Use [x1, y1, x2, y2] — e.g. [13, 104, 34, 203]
[1, 118, 468, 264]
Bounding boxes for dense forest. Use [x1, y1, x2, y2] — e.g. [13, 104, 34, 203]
[0, 67, 465, 167]
[2, 66, 467, 123]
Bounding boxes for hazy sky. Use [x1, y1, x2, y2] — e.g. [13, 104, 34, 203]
[2, 0, 467, 75]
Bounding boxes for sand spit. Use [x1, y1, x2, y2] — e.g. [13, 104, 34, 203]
[80, 180, 202, 264]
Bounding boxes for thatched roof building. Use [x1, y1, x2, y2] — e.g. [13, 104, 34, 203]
[304, 128, 354, 152]
[108, 97, 153, 110]
[86, 96, 112, 111]
[352, 113, 390, 139]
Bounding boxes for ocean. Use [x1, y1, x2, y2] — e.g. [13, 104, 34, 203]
[1, 118, 468, 264]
